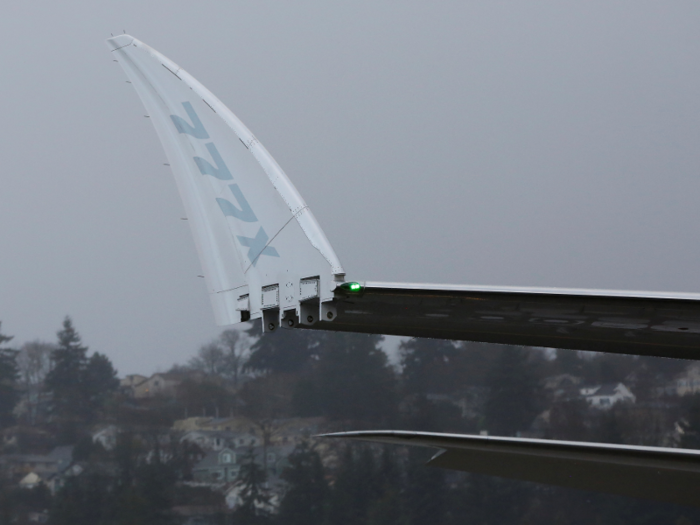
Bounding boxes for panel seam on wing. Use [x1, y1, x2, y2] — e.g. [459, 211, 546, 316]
[242, 208, 307, 274]
[294, 208, 343, 273]
[110, 39, 135, 52]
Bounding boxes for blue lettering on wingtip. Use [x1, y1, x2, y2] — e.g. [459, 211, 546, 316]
[237, 227, 279, 266]
[195, 143, 233, 180]
[170, 102, 209, 139]
[216, 184, 258, 223]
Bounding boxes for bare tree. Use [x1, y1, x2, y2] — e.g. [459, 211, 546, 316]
[219, 329, 250, 388]
[15, 340, 54, 424]
[16, 341, 54, 388]
[187, 329, 251, 387]
[188, 342, 227, 376]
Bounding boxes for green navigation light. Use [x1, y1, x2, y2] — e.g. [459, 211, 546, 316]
[338, 282, 364, 293]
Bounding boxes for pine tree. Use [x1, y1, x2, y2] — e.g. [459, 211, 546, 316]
[327, 446, 358, 525]
[314, 333, 397, 424]
[278, 442, 329, 525]
[44, 318, 119, 429]
[44, 317, 90, 425]
[483, 346, 541, 436]
[368, 447, 403, 525]
[233, 449, 271, 525]
[400, 338, 459, 395]
[404, 447, 446, 525]
[0, 322, 18, 428]
[84, 352, 119, 412]
[679, 393, 700, 449]
[244, 319, 320, 373]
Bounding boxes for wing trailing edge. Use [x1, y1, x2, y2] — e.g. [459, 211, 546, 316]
[322, 281, 700, 359]
[322, 430, 700, 508]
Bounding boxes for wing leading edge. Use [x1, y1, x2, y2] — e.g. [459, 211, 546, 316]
[317, 281, 700, 360]
[323, 430, 700, 508]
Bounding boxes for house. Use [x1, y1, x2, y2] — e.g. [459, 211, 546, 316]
[45, 463, 84, 495]
[181, 430, 245, 451]
[0, 445, 73, 480]
[92, 425, 119, 451]
[131, 373, 181, 399]
[192, 445, 294, 485]
[170, 506, 222, 525]
[19, 472, 42, 489]
[173, 417, 213, 432]
[120, 374, 147, 390]
[1, 426, 51, 452]
[543, 374, 583, 399]
[580, 383, 635, 409]
[225, 484, 281, 513]
[672, 364, 700, 396]
[192, 448, 241, 483]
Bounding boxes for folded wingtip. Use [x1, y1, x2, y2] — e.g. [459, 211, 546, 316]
[106, 34, 135, 51]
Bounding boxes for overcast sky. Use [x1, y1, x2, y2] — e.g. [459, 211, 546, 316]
[1, 1, 699, 375]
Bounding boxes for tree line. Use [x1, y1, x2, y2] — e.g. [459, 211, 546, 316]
[2, 317, 700, 523]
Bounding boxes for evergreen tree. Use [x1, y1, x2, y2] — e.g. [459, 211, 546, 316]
[404, 447, 446, 525]
[555, 348, 584, 376]
[483, 347, 541, 436]
[400, 338, 460, 395]
[84, 351, 119, 412]
[368, 447, 403, 525]
[45, 316, 90, 424]
[49, 473, 112, 525]
[314, 333, 397, 424]
[547, 398, 590, 441]
[245, 319, 319, 373]
[327, 444, 384, 525]
[0, 323, 18, 428]
[132, 462, 177, 525]
[233, 449, 271, 525]
[44, 317, 118, 428]
[278, 442, 329, 525]
[679, 393, 700, 449]
[327, 446, 359, 525]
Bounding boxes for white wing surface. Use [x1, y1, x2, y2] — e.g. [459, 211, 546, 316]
[324, 430, 700, 508]
[107, 35, 344, 330]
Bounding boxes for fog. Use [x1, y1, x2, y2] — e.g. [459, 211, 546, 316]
[1, 1, 699, 374]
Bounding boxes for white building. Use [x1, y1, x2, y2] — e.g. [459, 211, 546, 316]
[580, 383, 635, 409]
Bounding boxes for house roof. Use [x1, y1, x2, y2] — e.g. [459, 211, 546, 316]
[19, 472, 41, 485]
[593, 383, 623, 396]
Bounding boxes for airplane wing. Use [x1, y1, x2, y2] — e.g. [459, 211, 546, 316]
[322, 430, 700, 508]
[320, 282, 700, 360]
[109, 35, 700, 509]
[107, 35, 700, 360]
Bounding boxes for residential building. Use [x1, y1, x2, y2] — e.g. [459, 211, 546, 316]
[192, 445, 293, 484]
[672, 364, 700, 396]
[92, 425, 118, 451]
[192, 448, 240, 483]
[130, 373, 181, 399]
[580, 383, 635, 409]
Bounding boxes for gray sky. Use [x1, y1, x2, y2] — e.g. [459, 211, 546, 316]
[1, 1, 699, 375]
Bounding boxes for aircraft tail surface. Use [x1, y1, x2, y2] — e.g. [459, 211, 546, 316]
[107, 35, 344, 330]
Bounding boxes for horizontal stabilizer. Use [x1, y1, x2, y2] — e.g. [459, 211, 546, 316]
[322, 430, 700, 508]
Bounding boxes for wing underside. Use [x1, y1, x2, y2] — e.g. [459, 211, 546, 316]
[323, 430, 700, 508]
[313, 282, 700, 359]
